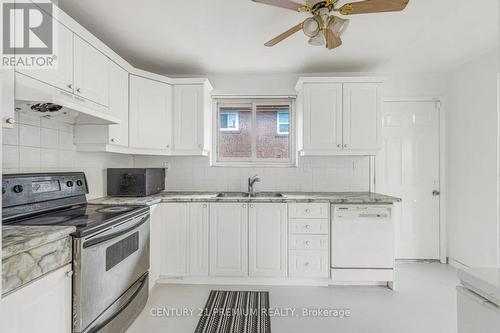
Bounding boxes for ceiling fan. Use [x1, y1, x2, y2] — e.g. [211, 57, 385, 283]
[253, 0, 409, 49]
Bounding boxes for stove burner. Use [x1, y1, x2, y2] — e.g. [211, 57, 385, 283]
[96, 206, 133, 213]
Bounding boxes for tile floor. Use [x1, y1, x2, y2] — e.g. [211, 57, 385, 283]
[127, 263, 458, 333]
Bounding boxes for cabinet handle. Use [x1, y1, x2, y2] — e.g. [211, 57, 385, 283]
[66, 270, 74, 277]
[343, 144, 348, 148]
[250, 204, 254, 208]
[304, 262, 310, 267]
[166, 144, 170, 148]
[110, 138, 118, 143]
[304, 224, 311, 229]
[305, 241, 310, 246]
[337, 144, 342, 148]
[305, 209, 310, 213]
[5, 117, 15, 125]
[198, 144, 203, 148]
[76, 88, 81, 93]
[68, 84, 73, 89]
[242, 204, 247, 208]
[203, 204, 207, 208]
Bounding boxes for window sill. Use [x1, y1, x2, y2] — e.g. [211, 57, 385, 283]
[212, 161, 297, 168]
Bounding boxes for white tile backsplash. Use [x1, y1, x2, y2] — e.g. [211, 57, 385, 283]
[133, 155, 371, 192]
[2, 114, 134, 199]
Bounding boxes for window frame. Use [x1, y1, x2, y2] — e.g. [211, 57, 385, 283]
[276, 111, 290, 135]
[212, 98, 296, 167]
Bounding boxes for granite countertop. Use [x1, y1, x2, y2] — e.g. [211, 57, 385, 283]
[2, 225, 75, 296]
[90, 191, 401, 206]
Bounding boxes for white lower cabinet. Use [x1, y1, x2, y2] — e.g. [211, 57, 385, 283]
[188, 203, 210, 277]
[209, 203, 249, 277]
[161, 203, 188, 277]
[0, 264, 72, 333]
[249, 203, 288, 277]
[457, 286, 500, 333]
[289, 251, 329, 278]
[149, 204, 163, 287]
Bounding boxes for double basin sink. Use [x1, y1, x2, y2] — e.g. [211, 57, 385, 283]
[215, 192, 285, 198]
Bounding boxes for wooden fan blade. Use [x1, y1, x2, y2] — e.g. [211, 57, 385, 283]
[339, 0, 409, 15]
[325, 28, 342, 49]
[265, 23, 303, 47]
[252, 0, 306, 12]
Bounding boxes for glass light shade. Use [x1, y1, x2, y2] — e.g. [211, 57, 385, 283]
[303, 17, 321, 38]
[308, 30, 325, 46]
[329, 16, 350, 36]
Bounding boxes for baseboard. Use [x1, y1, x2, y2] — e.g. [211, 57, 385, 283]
[448, 258, 469, 270]
[156, 276, 331, 287]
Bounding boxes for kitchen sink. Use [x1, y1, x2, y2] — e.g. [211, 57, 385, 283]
[215, 192, 250, 198]
[250, 192, 285, 198]
[215, 192, 285, 198]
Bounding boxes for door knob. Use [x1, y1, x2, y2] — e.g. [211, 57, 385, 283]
[432, 190, 440, 196]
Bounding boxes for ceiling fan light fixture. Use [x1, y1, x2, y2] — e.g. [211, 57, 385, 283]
[328, 16, 350, 36]
[303, 16, 322, 37]
[308, 30, 325, 46]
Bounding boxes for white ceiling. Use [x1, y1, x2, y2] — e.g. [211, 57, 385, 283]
[58, 0, 498, 75]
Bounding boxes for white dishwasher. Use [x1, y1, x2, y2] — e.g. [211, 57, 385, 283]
[331, 205, 395, 285]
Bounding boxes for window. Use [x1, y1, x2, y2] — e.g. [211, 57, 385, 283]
[214, 99, 294, 166]
[277, 111, 290, 134]
[220, 112, 239, 131]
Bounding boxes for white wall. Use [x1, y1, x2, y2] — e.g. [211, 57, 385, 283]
[446, 48, 499, 268]
[2, 112, 133, 199]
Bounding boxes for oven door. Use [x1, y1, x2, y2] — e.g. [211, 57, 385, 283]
[73, 212, 150, 333]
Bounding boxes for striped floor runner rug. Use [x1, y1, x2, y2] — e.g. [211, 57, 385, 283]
[195, 290, 271, 333]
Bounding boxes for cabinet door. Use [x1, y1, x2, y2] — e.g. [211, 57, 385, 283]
[173, 85, 204, 152]
[149, 204, 163, 287]
[16, 21, 73, 93]
[302, 83, 343, 152]
[0, 265, 72, 333]
[108, 62, 129, 146]
[188, 203, 210, 277]
[129, 75, 172, 150]
[342, 83, 381, 150]
[209, 203, 248, 277]
[249, 203, 287, 277]
[161, 203, 188, 277]
[1, 69, 15, 128]
[73, 35, 109, 106]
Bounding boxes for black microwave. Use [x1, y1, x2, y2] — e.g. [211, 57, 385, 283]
[107, 168, 165, 197]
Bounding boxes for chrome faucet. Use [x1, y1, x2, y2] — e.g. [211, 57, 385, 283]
[248, 175, 261, 195]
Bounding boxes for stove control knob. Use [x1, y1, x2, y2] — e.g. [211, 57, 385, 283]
[66, 181, 74, 187]
[13, 185, 24, 193]
[76, 180, 83, 186]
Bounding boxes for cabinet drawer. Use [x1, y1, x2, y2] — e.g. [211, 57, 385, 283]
[289, 235, 328, 250]
[289, 219, 329, 234]
[289, 203, 329, 219]
[289, 250, 329, 278]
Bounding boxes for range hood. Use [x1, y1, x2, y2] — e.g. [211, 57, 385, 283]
[15, 73, 121, 125]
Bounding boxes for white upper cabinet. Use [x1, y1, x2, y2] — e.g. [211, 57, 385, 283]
[302, 83, 343, 153]
[209, 203, 249, 277]
[129, 75, 172, 150]
[16, 21, 74, 93]
[296, 78, 383, 155]
[342, 83, 381, 151]
[249, 203, 288, 277]
[172, 84, 211, 154]
[108, 61, 129, 146]
[73, 35, 109, 106]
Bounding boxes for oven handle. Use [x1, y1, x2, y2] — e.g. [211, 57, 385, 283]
[83, 214, 149, 249]
[87, 273, 148, 333]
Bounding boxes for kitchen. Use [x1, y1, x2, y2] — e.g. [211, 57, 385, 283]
[0, 0, 499, 332]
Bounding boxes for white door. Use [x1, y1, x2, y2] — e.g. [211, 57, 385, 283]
[161, 203, 188, 277]
[73, 35, 109, 106]
[188, 203, 210, 277]
[149, 204, 163, 287]
[129, 75, 172, 150]
[249, 203, 287, 277]
[108, 62, 129, 146]
[173, 85, 204, 152]
[16, 22, 73, 93]
[209, 203, 248, 277]
[343, 83, 381, 151]
[302, 83, 343, 152]
[0, 265, 72, 333]
[376, 101, 440, 259]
